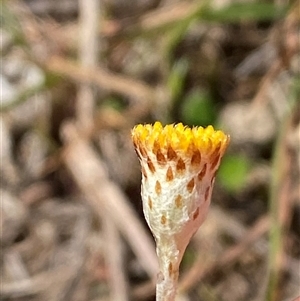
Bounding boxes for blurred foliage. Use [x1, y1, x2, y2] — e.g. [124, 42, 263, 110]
[218, 154, 252, 193]
[180, 88, 217, 127]
[200, 2, 288, 23]
[100, 96, 127, 112]
[168, 58, 189, 100]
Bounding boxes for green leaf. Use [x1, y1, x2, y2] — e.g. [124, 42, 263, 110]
[168, 58, 189, 100]
[201, 2, 287, 23]
[218, 154, 251, 193]
[100, 96, 126, 111]
[180, 88, 216, 126]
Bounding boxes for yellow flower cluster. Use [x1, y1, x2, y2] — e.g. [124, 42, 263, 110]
[132, 121, 229, 160]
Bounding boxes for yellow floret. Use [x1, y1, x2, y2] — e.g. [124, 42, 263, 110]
[132, 122, 229, 158]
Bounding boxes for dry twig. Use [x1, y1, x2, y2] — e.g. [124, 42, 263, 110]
[103, 217, 129, 301]
[61, 122, 158, 279]
[179, 215, 270, 293]
[76, 0, 99, 134]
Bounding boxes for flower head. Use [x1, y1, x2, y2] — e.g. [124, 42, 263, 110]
[132, 121, 229, 235]
[131, 122, 229, 300]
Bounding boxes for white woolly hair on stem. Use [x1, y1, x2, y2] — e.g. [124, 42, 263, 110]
[131, 122, 230, 301]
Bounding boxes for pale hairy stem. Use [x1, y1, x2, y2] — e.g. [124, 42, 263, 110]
[155, 237, 184, 301]
[156, 268, 179, 301]
[156, 272, 178, 301]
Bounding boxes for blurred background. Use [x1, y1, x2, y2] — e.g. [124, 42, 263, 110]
[1, 0, 300, 300]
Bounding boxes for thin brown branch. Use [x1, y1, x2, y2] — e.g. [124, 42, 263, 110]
[101, 2, 203, 38]
[45, 56, 154, 108]
[178, 215, 270, 293]
[103, 217, 129, 301]
[251, 2, 300, 110]
[76, 0, 100, 133]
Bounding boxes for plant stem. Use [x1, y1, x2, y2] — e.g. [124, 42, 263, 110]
[156, 270, 179, 301]
[155, 236, 184, 301]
